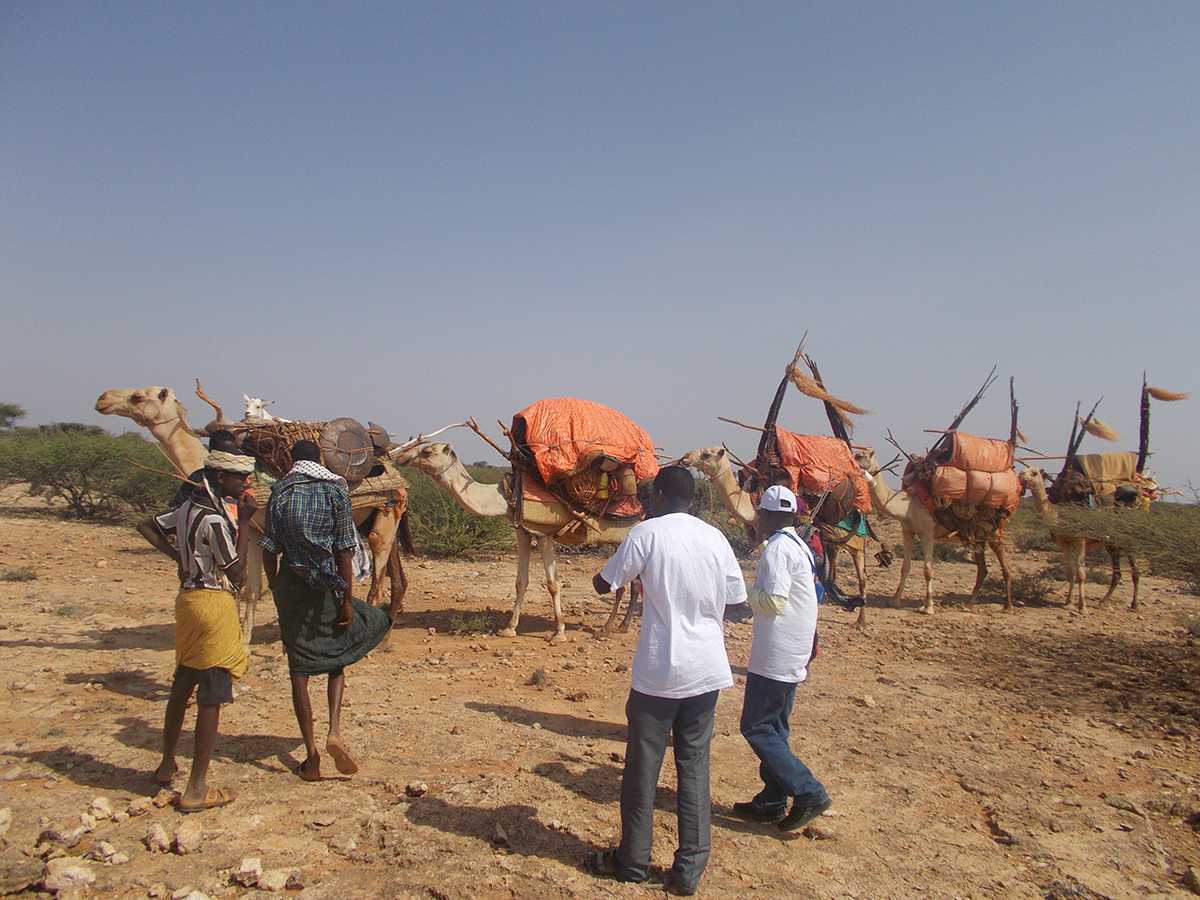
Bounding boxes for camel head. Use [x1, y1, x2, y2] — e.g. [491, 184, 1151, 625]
[394, 441, 459, 477]
[95, 386, 187, 429]
[853, 447, 880, 475]
[1018, 468, 1047, 493]
[678, 447, 732, 479]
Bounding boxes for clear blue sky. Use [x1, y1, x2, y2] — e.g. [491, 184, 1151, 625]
[2, 3, 1196, 489]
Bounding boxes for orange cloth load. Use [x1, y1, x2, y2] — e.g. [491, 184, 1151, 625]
[512, 398, 659, 520]
[772, 428, 872, 514]
[930, 467, 1022, 509]
[944, 433, 1014, 474]
[918, 431, 1021, 512]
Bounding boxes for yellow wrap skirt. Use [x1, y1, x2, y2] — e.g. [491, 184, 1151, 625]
[175, 588, 249, 679]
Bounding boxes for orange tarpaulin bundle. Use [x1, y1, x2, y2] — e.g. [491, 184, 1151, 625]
[773, 428, 871, 514]
[930, 467, 1022, 511]
[512, 398, 659, 520]
[943, 433, 1014, 473]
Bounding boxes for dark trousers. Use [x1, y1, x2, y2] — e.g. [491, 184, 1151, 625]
[616, 689, 719, 889]
[739, 672, 827, 810]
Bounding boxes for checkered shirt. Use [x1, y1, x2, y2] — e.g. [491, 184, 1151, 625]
[260, 470, 357, 592]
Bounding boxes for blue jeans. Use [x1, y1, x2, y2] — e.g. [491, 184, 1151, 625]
[739, 672, 828, 811]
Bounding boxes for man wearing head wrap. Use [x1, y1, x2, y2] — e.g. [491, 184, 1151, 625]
[148, 448, 257, 812]
[260, 440, 391, 781]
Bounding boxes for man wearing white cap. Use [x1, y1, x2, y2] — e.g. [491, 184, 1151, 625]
[733, 484, 831, 831]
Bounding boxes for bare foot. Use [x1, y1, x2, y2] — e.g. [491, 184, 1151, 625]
[154, 761, 179, 786]
[295, 754, 321, 781]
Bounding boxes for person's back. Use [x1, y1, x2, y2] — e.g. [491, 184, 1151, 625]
[620, 512, 743, 699]
[589, 466, 746, 895]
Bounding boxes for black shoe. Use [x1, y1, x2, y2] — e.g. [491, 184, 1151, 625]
[663, 872, 698, 896]
[586, 848, 645, 884]
[777, 794, 832, 832]
[730, 800, 788, 824]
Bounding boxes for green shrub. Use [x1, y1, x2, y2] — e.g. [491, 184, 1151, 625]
[402, 466, 513, 557]
[1012, 570, 1057, 605]
[0, 428, 176, 520]
[446, 611, 499, 635]
[0, 567, 36, 582]
[692, 478, 753, 557]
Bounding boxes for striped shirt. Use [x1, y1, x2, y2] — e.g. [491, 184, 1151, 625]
[154, 498, 240, 591]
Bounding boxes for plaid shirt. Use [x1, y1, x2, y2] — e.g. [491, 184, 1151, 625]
[261, 470, 357, 592]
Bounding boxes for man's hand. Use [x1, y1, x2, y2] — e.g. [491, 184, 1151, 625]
[592, 573, 612, 595]
[237, 490, 258, 522]
[336, 598, 354, 630]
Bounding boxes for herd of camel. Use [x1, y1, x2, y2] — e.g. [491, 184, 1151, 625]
[92, 375, 1186, 645]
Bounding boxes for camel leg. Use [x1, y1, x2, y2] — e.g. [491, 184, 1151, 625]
[383, 539, 407, 628]
[365, 511, 398, 608]
[989, 533, 1013, 611]
[892, 529, 914, 608]
[500, 529, 532, 638]
[1100, 543, 1121, 606]
[920, 534, 935, 615]
[968, 545, 987, 605]
[826, 543, 839, 592]
[539, 536, 567, 644]
[1129, 553, 1140, 609]
[240, 544, 263, 646]
[618, 579, 639, 632]
[1073, 541, 1088, 613]
[852, 545, 867, 600]
[598, 585, 626, 637]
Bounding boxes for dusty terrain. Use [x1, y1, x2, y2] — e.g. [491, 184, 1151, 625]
[1, 488, 1198, 899]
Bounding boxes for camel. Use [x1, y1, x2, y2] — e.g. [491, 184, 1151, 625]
[1019, 468, 1139, 612]
[679, 445, 869, 615]
[393, 440, 640, 643]
[94, 386, 408, 642]
[853, 448, 1013, 616]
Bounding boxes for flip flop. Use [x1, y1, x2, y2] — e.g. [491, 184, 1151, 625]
[177, 786, 236, 813]
[325, 737, 358, 775]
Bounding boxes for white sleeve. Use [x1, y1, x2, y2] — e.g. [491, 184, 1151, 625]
[721, 540, 748, 606]
[755, 541, 794, 599]
[600, 528, 647, 588]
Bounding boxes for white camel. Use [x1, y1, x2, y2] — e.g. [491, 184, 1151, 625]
[394, 440, 639, 643]
[95, 386, 407, 642]
[853, 448, 1013, 617]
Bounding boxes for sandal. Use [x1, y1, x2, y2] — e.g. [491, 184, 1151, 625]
[178, 786, 236, 813]
[325, 737, 358, 776]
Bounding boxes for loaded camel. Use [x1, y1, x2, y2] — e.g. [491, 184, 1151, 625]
[1016, 378, 1187, 610]
[94, 385, 409, 642]
[847, 372, 1023, 616]
[680, 445, 869, 617]
[393, 439, 640, 643]
[853, 447, 1014, 614]
[1018, 468, 1138, 612]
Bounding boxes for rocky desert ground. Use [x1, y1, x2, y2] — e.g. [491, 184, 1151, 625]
[0, 488, 1198, 898]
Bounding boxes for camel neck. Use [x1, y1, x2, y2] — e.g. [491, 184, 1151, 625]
[432, 458, 510, 518]
[708, 461, 756, 524]
[148, 415, 206, 475]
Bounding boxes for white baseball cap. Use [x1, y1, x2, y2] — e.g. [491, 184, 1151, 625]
[757, 485, 797, 512]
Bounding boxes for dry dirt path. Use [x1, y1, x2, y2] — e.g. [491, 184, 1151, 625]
[0, 494, 1197, 898]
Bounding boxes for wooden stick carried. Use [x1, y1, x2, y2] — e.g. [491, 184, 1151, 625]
[718, 416, 768, 433]
[465, 417, 510, 460]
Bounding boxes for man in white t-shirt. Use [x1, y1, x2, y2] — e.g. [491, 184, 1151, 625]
[734, 485, 831, 832]
[587, 466, 747, 896]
